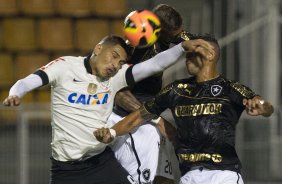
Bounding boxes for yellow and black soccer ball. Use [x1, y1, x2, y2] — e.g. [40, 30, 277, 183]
[124, 10, 161, 48]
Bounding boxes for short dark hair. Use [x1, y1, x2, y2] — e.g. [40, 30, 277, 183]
[100, 35, 134, 59]
[153, 4, 183, 33]
[190, 33, 218, 44]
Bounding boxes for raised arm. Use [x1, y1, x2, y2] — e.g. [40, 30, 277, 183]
[3, 57, 68, 107]
[2, 74, 43, 106]
[131, 39, 215, 83]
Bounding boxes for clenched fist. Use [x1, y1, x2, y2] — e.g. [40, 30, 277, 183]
[93, 128, 115, 144]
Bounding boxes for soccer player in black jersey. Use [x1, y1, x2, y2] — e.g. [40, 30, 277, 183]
[107, 4, 191, 184]
[95, 34, 274, 184]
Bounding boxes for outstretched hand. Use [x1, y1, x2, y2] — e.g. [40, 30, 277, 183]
[243, 96, 273, 117]
[3, 95, 21, 106]
[182, 39, 216, 61]
[93, 128, 114, 144]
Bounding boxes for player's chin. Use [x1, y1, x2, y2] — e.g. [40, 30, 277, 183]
[186, 65, 199, 75]
[101, 71, 117, 79]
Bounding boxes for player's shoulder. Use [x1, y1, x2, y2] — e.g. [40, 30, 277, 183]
[59, 56, 85, 63]
[226, 77, 247, 89]
[173, 76, 195, 86]
[216, 75, 244, 89]
[161, 77, 194, 94]
[51, 56, 86, 70]
[225, 77, 256, 98]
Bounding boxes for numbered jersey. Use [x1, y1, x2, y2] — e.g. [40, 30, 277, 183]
[156, 136, 180, 181]
[37, 56, 130, 161]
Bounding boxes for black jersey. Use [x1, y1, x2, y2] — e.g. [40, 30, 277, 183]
[114, 31, 191, 117]
[144, 75, 257, 174]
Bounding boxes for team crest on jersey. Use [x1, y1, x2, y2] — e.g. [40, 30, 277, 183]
[142, 169, 151, 182]
[211, 85, 222, 96]
[87, 83, 97, 94]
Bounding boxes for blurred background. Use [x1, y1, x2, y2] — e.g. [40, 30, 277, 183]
[0, 0, 281, 183]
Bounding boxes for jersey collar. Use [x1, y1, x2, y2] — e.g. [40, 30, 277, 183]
[84, 54, 92, 74]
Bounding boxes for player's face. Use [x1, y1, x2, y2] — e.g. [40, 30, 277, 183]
[94, 44, 127, 80]
[159, 26, 183, 45]
[185, 52, 203, 75]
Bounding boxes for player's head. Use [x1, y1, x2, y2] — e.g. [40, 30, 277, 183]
[153, 4, 183, 45]
[91, 35, 133, 80]
[185, 34, 220, 76]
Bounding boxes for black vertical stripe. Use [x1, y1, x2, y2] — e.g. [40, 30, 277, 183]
[129, 133, 142, 183]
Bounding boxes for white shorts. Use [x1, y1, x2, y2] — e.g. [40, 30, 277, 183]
[155, 136, 180, 182]
[180, 169, 244, 184]
[155, 109, 181, 182]
[108, 112, 161, 184]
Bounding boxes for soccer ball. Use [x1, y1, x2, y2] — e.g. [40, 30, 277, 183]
[124, 10, 161, 48]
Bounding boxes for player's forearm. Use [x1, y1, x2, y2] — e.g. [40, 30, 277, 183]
[112, 110, 144, 136]
[112, 106, 158, 135]
[115, 90, 141, 112]
[9, 74, 43, 97]
[132, 43, 184, 82]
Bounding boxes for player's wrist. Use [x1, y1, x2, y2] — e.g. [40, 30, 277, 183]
[109, 128, 117, 138]
[181, 40, 190, 51]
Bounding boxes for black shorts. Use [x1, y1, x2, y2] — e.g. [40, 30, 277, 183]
[50, 147, 135, 184]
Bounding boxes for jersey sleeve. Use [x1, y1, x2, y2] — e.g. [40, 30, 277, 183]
[229, 81, 257, 107]
[112, 64, 131, 91]
[37, 57, 69, 85]
[143, 82, 174, 116]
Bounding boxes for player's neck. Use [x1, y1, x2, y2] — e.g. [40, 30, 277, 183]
[196, 68, 219, 82]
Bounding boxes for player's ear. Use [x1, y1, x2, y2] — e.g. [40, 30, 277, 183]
[94, 44, 102, 55]
[205, 50, 215, 63]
